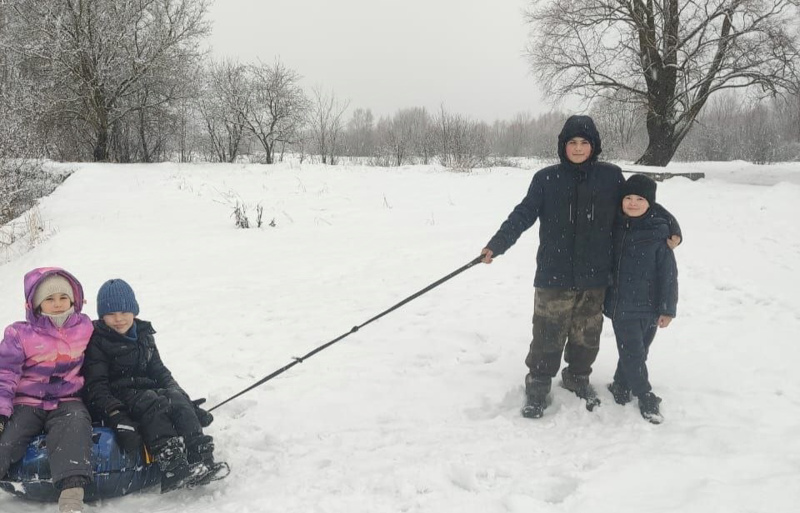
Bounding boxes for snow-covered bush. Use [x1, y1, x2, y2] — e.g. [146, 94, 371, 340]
[0, 159, 69, 224]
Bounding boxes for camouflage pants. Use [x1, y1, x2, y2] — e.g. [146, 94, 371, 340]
[525, 287, 605, 381]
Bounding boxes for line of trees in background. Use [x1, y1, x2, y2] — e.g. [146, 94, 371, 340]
[2, 0, 800, 169]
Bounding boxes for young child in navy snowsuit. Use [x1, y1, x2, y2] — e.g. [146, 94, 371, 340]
[603, 175, 679, 424]
[82, 279, 219, 492]
[0, 267, 94, 513]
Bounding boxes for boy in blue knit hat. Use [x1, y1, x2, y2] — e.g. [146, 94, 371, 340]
[82, 279, 227, 492]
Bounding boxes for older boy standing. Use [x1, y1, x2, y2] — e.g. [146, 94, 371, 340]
[480, 115, 680, 419]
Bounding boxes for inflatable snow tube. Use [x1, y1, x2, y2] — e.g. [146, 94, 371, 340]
[0, 427, 161, 502]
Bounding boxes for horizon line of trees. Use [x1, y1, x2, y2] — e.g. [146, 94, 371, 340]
[2, 0, 799, 169]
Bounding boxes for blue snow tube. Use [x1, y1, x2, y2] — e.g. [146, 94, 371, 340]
[0, 427, 161, 502]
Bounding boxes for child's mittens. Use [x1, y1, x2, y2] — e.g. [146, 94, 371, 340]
[115, 424, 143, 453]
[0, 414, 7, 435]
[192, 398, 214, 427]
[109, 410, 143, 453]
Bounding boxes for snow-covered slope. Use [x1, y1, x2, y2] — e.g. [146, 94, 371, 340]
[1, 160, 798, 513]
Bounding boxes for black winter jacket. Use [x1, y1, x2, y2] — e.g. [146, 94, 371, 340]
[82, 319, 187, 421]
[486, 160, 624, 288]
[603, 209, 679, 320]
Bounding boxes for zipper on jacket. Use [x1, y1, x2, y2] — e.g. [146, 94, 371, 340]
[611, 220, 630, 319]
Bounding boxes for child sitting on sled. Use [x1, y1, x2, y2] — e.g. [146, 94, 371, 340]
[0, 268, 94, 513]
[82, 279, 224, 492]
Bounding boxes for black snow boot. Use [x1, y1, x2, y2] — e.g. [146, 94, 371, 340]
[521, 375, 551, 419]
[184, 433, 230, 488]
[155, 436, 188, 472]
[560, 368, 601, 411]
[638, 392, 663, 424]
[186, 434, 215, 465]
[521, 395, 546, 419]
[607, 381, 632, 405]
[155, 437, 192, 493]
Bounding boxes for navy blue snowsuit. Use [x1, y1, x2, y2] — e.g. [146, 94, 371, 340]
[603, 208, 678, 397]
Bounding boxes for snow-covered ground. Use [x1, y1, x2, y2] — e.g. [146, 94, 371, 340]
[1, 160, 798, 513]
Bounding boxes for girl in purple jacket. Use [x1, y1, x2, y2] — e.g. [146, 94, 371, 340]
[0, 267, 93, 513]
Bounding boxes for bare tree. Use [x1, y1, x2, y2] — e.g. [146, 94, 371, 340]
[525, 0, 800, 166]
[393, 107, 433, 164]
[197, 60, 248, 162]
[678, 92, 743, 160]
[374, 116, 404, 166]
[374, 108, 424, 166]
[173, 97, 199, 163]
[4, 0, 210, 162]
[0, 4, 44, 159]
[344, 108, 375, 157]
[492, 113, 535, 158]
[307, 85, 350, 164]
[241, 60, 308, 164]
[403, 107, 435, 165]
[132, 46, 203, 163]
[776, 88, 800, 143]
[590, 90, 647, 160]
[434, 106, 490, 169]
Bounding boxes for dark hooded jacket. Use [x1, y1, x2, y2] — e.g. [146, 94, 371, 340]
[486, 115, 681, 289]
[82, 319, 187, 420]
[603, 208, 678, 320]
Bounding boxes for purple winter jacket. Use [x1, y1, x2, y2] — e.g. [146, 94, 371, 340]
[0, 267, 93, 417]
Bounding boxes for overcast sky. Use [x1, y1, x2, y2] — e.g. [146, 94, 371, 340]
[207, 0, 559, 123]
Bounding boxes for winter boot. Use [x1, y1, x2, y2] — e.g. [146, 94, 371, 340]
[56, 476, 88, 513]
[184, 433, 230, 487]
[57, 487, 84, 513]
[560, 368, 601, 411]
[186, 434, 215, 465]
[607, 381, 632, 405]
[155, 436, 188, 472]
[638, 392, 663, 424]
[155, 436, 192, 493]
[521, 374, 551, 419]
[186, 460, 231, 488]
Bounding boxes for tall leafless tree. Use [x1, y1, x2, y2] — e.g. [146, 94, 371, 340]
[435, 106, 490, 169]
[525, 0, 800, 166]
[493, 113, 535, 158]
[242, 60, 308, 164]
[344, 108, 375, 157]
[198, 60, 248, 163]
[307, 86, 349, 164]
[3, 0, 209, 162]
[590, 90, 647, 159]
[375, 108, 427, 166]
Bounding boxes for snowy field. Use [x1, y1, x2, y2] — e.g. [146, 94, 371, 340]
[1, 159, 799, 513]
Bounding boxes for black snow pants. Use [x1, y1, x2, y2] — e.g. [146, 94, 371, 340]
[524, 287, 605, 396]
[116, 387, 201, 450]
[611, 317, 659, 397]
[0, 401, 92, 486]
